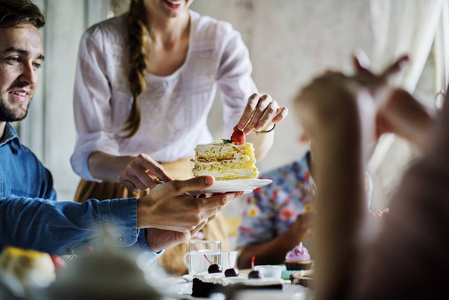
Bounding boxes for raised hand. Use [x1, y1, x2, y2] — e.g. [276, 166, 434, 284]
[236, 93, 288, 135]
[352, 52, 436, 148]
[295, 51, 411, 150]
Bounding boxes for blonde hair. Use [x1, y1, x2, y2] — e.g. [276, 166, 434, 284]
[123, 0, 148, 138]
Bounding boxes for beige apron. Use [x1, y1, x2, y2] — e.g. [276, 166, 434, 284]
[74, 158, 229, 275]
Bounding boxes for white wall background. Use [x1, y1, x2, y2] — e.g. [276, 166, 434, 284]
[17, 0, 437, 215]
[190, 0, 375, 171]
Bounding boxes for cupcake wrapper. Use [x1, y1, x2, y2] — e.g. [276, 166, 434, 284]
[284, 261, 312, 271]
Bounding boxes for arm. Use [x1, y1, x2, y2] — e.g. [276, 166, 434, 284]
[215, 24, 287, 160]
[238, 213, 312, 268]
[294, 53, 420, 300]
[297, 83, 366, 300]
[88, 152, 172, 191]
[71, 28, 119, 182]
[71, 28, 170, 190]
[0, 196, 142, 256]
[1, 177, 241, 259]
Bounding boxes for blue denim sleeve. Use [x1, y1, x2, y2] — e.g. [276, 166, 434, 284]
[0, 196, 158, 261]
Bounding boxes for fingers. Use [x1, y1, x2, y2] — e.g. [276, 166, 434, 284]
[353, 48, 371, 73]
[191, 221, 207, 237]
[272, 107, 289, 125]
[379, 55, 409, 84]
[237, 93, 259, 131]
[119, 178, 139, 192]
[148, 192, 237, 232]
[207, 213, 218, 222]
[188, 192, 242, 227]
[245, 94, 277, 133]
[353, 50, 409, 87]
[119, 169, 153, 191]
[196, 191, 243, 211]
[237, 93, 287, 134]
[135, 154, 173, 183]
[119, 154, 173, 192]
[168, 176, 215, 195]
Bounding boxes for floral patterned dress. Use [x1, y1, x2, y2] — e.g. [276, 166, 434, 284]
[236, 153, 314, 249]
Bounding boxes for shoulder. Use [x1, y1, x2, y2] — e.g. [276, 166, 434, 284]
[81, 14, 127, 47]
[190, 10, 241, 44]
[19, 144, 49, 173]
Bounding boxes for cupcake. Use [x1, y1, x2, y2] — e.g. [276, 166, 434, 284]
[284, 242, 312, 271]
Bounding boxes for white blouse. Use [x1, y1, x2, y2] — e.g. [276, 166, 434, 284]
[70, 10, 258, 181]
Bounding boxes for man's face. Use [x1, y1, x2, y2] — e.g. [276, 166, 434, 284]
[0, 24, 44, 122]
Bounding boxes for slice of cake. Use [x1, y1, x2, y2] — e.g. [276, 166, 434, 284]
[192, 140, 259, 180]
[192, 127, 259, 180]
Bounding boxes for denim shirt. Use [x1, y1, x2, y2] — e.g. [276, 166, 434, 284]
[0, 123, 161, 260]
[0, 123, 56, 199]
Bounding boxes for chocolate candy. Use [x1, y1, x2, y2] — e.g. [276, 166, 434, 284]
[208, 264, 223, 274]
[248, 270, 262, 279]
[224, 268, 239, 277]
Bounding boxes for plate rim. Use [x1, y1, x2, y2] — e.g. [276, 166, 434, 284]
[191, 178, 273, 194]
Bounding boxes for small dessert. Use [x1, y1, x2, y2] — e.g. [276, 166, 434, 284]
[208, 263, 223, 274]
[191, 255, 282, 297]
[0, 246, 56, 288]
[224, 267, 239, 277]
[248, 256, 261, 279]
[284, 242, 312, 271]
[191, 273, 283, 298]
[192, 127, 259, 180]
[248, 270, 262, 279]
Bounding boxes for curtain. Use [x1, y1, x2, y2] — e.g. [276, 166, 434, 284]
[434, 0, 449, 108]
[367, 0, 446, 210]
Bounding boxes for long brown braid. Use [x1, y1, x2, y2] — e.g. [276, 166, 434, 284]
[123, 0, 148, 138]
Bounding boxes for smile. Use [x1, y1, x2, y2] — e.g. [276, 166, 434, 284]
[10, 91, 27, 96]
[163, 0, 184, 8]
[165, 0, 183, 4]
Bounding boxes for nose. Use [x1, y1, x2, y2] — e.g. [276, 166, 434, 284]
[18, 62, 39, 86]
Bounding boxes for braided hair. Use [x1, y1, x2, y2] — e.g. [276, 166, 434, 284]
[123, 0, 148, 138]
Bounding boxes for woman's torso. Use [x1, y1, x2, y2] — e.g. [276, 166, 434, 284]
[76, 11, 250, 162]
